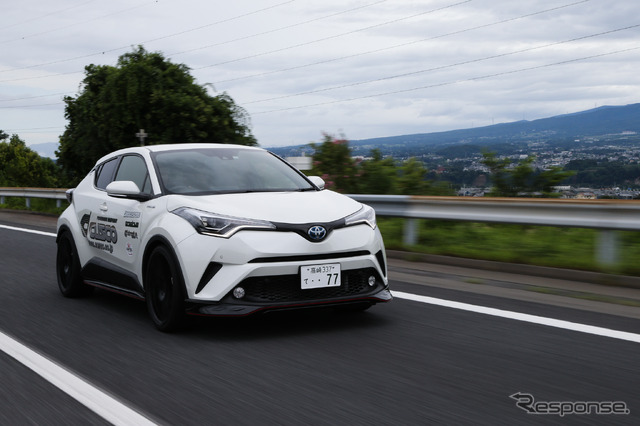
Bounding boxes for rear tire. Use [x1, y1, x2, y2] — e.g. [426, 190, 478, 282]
[145, 245, 186, 332]
[56, 230, 93, 297]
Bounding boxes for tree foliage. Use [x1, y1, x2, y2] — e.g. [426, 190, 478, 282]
[481, 151, 574, 197]
[57, 46, 256, 185]
[358, 149, 397, 194]
[0, 133, 59, 187]
[399, 157, 452, 195]
[309, 134, 452, 195]
[564, 159, 640, 187]
[309, 134, 358, 193]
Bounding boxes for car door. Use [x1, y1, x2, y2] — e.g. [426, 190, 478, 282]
[107, 154, 153, 268]
[73, 155, 121, 262]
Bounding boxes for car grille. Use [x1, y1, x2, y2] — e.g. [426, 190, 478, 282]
[237, 268, 382, 303]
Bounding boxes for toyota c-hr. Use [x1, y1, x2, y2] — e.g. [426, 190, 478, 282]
[56, 144, 391, 331]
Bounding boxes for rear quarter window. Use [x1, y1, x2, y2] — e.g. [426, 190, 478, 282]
[95, 157, 120, 190]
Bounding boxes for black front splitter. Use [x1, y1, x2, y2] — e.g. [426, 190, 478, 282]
[185, 289, 392, 317]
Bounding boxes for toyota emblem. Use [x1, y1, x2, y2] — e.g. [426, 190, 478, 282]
[308, 225, 327, 241]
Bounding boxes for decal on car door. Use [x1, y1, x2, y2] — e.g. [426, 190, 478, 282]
[79, 212, 119, 254]
[122, 210, 142, 258]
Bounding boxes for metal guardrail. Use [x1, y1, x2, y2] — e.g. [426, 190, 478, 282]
[349, 194, 640, 230]
[0, 187, 67, 208]
[2, 188, 639, 266]
[349, 195, 640, 266]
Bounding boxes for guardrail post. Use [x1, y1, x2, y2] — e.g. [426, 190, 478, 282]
[0, 196, 4, 204]
[403, 218, 418, 246]
[596, 230, 619, 267]
[56, 199, 62, 208]
[25, 197, 31, 209]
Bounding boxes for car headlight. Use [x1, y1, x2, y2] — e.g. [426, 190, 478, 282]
[344, 205, 377, 229]
[172, 207, 276, 238]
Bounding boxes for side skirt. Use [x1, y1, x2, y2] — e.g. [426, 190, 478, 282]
[82, 257, 145, 300]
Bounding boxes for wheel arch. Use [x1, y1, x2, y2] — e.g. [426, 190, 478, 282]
[142, 235, 188, 298]
[56, 224, 72, 243]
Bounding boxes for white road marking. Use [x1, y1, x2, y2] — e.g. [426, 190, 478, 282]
[1, 223, 158, 424]
[0, 224, 56, 237]
[0, 330, 158, 426]
[393, 291, 640, 344]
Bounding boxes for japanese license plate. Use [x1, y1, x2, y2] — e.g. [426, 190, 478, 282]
[300, 263, 341, 290]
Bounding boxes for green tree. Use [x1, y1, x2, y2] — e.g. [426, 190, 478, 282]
[534, 166, 575, 195]
[358, 149, 397, 194]
[0, 134, 59, 187]
[397, 157, 453, 195]
[309, 136, 455, 195]
[482, 151, 573, 197]
[57, 46, 256, 185]
[397, 157, 430, 195]
[308, 134, 358, 193]
[481, 152, 515, 196]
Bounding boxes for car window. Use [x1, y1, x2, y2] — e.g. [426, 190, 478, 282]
[152, 148, 314, 195]
[95, 157, 120, 190]
[115, 155, 151, 194]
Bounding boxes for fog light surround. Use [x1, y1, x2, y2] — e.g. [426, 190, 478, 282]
[233, 287, 246, 299]
[368, 276, 376, 287]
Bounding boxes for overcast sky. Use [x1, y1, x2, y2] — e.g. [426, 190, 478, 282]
[1, 0, 639, 149]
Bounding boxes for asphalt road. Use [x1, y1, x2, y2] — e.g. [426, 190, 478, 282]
[0, 212, 639, 425]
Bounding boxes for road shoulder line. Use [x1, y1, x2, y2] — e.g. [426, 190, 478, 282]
[0, 330, 158, 426]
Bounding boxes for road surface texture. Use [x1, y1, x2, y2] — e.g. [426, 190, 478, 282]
[1, 210, 638, 425]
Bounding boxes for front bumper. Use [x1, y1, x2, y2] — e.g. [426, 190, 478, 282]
[185, 266, 392, 316]
[175, 225, 388, 301]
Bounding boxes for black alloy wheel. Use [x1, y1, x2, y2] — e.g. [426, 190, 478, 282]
[145, 245, 186, 332]
[56, 231, 93, 297]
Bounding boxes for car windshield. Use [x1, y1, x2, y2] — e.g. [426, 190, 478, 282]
[152, 148, 315, 195]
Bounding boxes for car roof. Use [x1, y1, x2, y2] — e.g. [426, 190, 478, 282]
[144, 143, 261, 153]
[94, 143, 263, 165]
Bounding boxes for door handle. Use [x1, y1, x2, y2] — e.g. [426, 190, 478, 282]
[100, 202, 108, 212]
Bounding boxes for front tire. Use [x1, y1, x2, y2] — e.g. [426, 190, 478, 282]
[145, 245, 186, 332]
[56, 230, 93, 297]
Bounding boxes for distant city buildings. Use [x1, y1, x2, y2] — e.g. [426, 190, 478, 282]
[456, 186, 640, 199]
[276, 130, 640, 197]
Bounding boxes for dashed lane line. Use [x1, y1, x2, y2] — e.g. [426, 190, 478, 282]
[393, 291, 640, 344]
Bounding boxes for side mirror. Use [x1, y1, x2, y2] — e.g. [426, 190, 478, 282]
[308, 176, 325, 190]
[106, 181, 152, 201]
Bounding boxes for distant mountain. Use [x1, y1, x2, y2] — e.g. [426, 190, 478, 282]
[28, 142, 59, 159]
[349, 103, 640, 148]
[268, 103, 640, 157]
[27, 103, 640, 160]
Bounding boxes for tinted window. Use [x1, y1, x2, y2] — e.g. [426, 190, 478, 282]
[95, 157, 119, 190]
[153, 148, 313, 195]
[115, 155, 151, 194]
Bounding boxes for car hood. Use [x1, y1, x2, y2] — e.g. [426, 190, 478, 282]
[164, 190, 363, 224]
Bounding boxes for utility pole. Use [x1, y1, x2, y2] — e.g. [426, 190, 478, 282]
[136, 129, 148, 146]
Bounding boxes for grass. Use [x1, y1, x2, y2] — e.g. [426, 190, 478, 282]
[378, 218, 640, 276]
[0, 197, 66, 216]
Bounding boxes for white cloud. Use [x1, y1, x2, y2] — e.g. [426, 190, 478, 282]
[1, 0, 639, 149]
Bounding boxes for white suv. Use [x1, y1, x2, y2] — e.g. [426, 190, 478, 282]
[56, 144, 391, 331]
